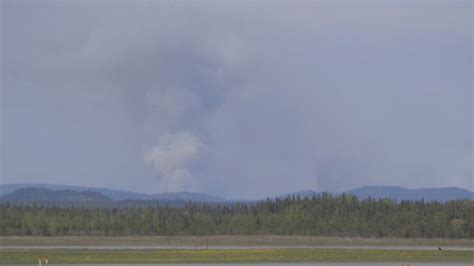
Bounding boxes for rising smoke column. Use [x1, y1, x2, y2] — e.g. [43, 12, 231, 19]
[145, 132, 202, 192]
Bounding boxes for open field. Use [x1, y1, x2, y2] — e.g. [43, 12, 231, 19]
[1, 235, 473, 247]
[5, 264, 469, 266]
[1, 248, 473, 264]
[3, 236, 472, 264]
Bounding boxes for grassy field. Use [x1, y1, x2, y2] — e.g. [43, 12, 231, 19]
[1, 235, 473, 247]
[0, 248, 473, 264]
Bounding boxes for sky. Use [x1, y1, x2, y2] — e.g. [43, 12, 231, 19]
[1, 0, 472, 199]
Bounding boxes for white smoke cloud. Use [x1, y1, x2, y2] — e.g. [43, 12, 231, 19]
[145, 132, 203, 192]
[3, 1, 471, 196]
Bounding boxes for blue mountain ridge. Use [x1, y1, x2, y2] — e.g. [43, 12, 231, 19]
[0, 183, 223, 202]
[1, 183, 472, 203]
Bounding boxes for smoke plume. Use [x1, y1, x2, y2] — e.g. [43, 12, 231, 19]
[145, 132, 202, 192]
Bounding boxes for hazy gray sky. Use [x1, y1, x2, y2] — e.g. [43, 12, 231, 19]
[1, 0, 472, 198]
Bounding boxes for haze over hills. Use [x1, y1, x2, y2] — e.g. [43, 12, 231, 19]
[0, 183, 149, 201]
[0, 183, 472, 205]
[0, 183, 224, 203]
[1, 187, 112, 203]
[0, 187, 224, 208]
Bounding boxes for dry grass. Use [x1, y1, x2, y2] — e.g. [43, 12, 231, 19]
[1, 235, 473, 247]
[0, 248, 473, 264]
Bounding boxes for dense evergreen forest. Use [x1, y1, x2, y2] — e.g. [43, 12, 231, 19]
[1, 193, 472, 238]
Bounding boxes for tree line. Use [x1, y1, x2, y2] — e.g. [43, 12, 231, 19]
[0, 193, 472, 238]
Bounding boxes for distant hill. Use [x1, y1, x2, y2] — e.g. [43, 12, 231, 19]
[0, 183, 224, 203]
[149, 191, 223, 202]
[1, 187, 112, 203]
[345, 186, 474, 202]
[0, 183, 149, 201]
[1, 183, 472, 205]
